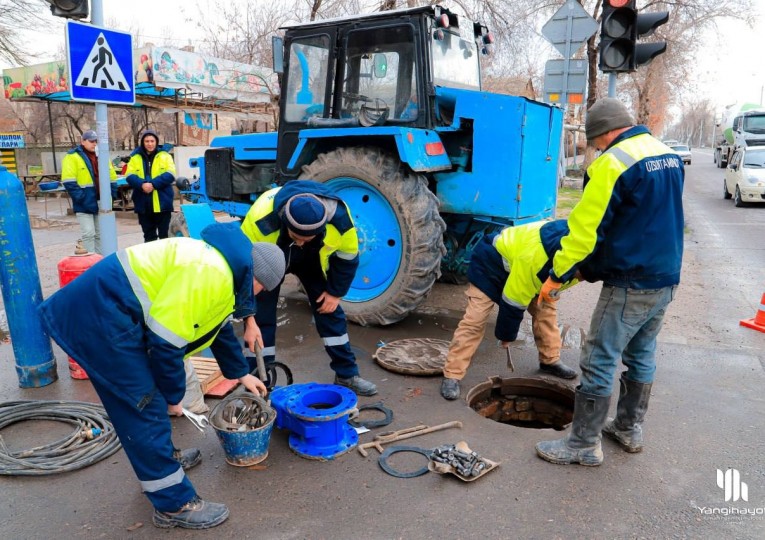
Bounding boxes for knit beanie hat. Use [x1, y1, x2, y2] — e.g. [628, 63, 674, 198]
[585, 98, 634, 141]
[251, 242, 285, 291]
[284, 194, 328, 237]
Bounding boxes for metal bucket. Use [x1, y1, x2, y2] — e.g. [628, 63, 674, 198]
[209, 393, 276, 467]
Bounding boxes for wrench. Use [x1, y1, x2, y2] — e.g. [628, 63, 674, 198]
[182, 408, 210, 432]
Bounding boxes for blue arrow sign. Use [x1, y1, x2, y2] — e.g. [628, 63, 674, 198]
[66, 21, 134, 105]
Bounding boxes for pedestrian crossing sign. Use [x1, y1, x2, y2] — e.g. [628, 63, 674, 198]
[66, 21, 134, 105]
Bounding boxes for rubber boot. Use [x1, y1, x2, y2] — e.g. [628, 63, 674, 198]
[602, 376, 652, 453]
[535, 390, 611, 466]
[152, 497, 230, 529]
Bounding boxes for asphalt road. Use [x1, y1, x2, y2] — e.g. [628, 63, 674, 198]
[0, 155, 764, 539]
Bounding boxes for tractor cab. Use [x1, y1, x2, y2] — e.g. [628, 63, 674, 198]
[275, 5, 491, 177]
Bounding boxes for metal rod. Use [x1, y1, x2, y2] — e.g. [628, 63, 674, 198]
[47, 102, 57, 173]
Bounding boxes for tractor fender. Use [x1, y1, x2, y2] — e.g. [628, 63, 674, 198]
[287, 127, 452, 173]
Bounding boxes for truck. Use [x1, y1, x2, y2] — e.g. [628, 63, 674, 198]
[714, 103, 765, 168]
[174, 4, 563, 326]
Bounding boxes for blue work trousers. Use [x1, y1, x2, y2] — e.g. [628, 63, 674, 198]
[579, 284, 676, 396]
[254, 269, 358, 379]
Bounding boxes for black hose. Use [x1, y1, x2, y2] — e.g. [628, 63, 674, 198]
[0, 400, 121, 476]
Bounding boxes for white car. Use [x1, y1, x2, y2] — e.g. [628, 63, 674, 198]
[669, 144, 691, 165]
[723, 146, 765, 207]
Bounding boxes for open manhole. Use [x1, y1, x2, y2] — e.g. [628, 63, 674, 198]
[466, 376, 575, 430]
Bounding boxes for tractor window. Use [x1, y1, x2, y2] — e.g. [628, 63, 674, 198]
[284, 36, 330, 123]
[342, 25, 418, 122]
[431, 26, 480, 90]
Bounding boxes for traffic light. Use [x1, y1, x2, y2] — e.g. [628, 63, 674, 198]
[599, 0, 668, 73]
[47, 0, 89, 19]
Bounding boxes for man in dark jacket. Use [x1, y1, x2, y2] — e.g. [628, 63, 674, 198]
[125, 129, 176, 242]
[240, 180, 377, 396]
[535, 98, 684, 466]
[38, 223, 285, 529]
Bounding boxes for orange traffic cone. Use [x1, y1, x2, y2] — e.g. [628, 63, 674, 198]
[740, 292, 765, 333]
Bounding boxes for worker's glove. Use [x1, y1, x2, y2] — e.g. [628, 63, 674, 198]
[538, 277, 562, 305]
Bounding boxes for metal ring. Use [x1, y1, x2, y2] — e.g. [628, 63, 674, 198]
[378, 446, 432, 479]
[348, 402, 393, 429]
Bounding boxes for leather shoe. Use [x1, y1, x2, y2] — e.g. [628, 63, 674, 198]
[173, 448, 202, 471]
[334, 375, 378, 396]
[440, 378, 460, 400]
[153, 497, 229, 529]
[539, 362, 577, 380]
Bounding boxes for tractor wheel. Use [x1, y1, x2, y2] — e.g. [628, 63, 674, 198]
[169, 211, 189, 237]
[300, 147, 446, 326]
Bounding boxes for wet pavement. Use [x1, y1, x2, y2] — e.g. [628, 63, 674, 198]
[0, 195, 763, 539]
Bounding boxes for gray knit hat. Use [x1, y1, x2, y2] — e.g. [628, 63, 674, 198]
[251, 243, 285, 291]
[585, 98, 634, 141]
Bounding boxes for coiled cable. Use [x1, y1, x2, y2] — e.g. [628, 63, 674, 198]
[0, 400, 121, 476]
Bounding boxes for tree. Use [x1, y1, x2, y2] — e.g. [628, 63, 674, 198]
[0, 0, 53, 66]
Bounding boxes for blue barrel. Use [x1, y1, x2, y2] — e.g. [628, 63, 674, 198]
[210, 394, 276, 466]
[0, 167, 57, 387]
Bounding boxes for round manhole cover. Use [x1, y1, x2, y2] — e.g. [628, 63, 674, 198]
[466, 376, 575, 430]
[373, 338, 449, 376]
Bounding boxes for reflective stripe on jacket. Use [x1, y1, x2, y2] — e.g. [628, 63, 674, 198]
[61, 147, 117, 214]
[241, 182, 359, 296]
[125, 150, 176, 213]
[551, 126, 684, 288]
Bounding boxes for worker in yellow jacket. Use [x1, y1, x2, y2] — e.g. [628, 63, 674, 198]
[441, 220, 579, 400]
[61, 129, 117, 254]
[38, 222, 285, 529]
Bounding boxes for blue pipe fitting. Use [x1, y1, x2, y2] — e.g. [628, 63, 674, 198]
[270, 383, 358, 460]
[0, 167, 57, 388]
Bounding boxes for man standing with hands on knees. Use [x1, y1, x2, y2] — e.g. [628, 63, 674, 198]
[535, 98, 684, 466]
[38, 222, 286, 529]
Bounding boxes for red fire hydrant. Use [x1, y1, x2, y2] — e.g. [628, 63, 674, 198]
[57, 249, 103, 379]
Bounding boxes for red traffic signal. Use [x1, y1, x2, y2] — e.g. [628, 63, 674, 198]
[599, 1, 668, 72]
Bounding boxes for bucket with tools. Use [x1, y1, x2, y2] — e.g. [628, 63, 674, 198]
[209, 392, 276, 466]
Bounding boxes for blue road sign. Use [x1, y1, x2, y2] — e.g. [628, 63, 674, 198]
[66, 21, 134, 105]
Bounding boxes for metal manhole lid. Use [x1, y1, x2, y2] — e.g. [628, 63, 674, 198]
[373, 338, 449, 376]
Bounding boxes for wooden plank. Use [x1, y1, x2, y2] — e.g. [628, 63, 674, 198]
[189, 356, 241, 397]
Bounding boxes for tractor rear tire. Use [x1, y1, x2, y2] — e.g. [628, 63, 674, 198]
[300, 147, 446, 326]
[169, 211, 189, 237]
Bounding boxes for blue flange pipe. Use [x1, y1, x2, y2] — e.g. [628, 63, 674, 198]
[270, 383, 358, 460]
[0, 167, 57, 387]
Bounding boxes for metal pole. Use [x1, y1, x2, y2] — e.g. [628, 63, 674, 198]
[608, 73, 617, 97]
[47, 101, 58, 173]
[91, 0, 118, 256]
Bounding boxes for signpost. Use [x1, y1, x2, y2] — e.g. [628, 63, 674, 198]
[66, 21, 134, 105]
[64, 2, 129, 256]
[541, 0, 598, 105]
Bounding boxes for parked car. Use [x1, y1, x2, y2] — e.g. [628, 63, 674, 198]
[669, 144, 692, 165]
[723, 146, 765, 207]
[662, 139, 680, 146]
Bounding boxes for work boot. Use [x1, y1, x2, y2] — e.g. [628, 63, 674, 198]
[334, 375, 378, 396]
[440, 378, 461, 400]
[173, 447, 202, 471]
[535, 389, 611, 466]
[152, 496, 229, 529]
[602, 376, 652, 453]
[539, 361, 578, 380]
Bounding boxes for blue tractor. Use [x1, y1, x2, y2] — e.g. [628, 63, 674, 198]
[174, 4, 563, 326]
